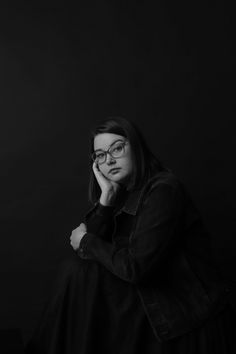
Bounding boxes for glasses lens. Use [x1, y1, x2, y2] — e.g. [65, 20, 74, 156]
[110, 142, 125, 158]
[93, 151, 106, 164]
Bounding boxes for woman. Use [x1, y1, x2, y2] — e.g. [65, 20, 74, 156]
[26, 117, 235, 354]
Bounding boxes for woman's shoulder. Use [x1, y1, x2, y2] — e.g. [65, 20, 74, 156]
[146, 169, 182, 191]
[137, 170, 185, 206]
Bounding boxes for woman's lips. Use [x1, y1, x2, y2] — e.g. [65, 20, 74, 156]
[109, 168, 121, 174]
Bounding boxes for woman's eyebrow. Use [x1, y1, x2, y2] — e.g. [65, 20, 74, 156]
[94, 139, 125, 152]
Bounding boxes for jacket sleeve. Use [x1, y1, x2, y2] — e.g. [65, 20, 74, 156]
[84, 203, 115, 240]
[78, 182, 184, 284]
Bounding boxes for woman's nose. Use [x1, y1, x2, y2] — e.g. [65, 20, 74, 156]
[106, 153, 116, 165]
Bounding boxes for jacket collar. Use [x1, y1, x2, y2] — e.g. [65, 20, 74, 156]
[119, 169, 167, 215]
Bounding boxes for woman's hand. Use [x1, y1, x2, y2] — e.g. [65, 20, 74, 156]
[70, 223, 87, 250]
[92, 162, 120, 206]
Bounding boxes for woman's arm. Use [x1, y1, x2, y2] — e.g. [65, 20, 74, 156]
[70, 203, 115, 249]
[85, 203, 115, 240]
[77, 182, 184, 284]
[81, 161, 121, 240]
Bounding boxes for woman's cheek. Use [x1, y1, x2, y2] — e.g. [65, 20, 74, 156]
[101, 168, 109, 178]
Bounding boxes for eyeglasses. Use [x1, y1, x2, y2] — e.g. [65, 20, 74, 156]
[91, 140, 128, 165]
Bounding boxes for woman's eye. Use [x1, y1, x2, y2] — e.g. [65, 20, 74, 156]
[112, 145, 123, 153]
[96, 153, 105, 159]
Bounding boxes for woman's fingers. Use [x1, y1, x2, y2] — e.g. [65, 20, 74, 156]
[92, 161, 102, 178]
[70, 226, 86, 250]
[92, 162, 109, 187]
[79, 222, 87, 232]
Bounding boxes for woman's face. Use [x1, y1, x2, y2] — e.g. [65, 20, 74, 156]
[93, 133, 134, 187]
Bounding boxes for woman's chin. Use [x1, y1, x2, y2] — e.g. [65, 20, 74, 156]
[109, 173, 123, 183]
[112, 174, 130, 186]
[109, 174, 121, 182]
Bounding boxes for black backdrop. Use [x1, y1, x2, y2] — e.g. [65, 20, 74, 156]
[0, 2, 235, 344]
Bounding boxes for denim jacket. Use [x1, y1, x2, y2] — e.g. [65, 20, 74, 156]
[78, 171, 229, 342]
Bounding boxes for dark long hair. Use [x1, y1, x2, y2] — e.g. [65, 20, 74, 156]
[88, 117, 168, 204]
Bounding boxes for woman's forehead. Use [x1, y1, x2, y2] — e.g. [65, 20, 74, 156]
[94, 133, 125, 150]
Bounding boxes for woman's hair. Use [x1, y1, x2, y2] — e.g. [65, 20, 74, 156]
[88, 116, 167, 203]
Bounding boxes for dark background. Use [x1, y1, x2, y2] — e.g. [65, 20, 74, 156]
[0, 2, 235, 345]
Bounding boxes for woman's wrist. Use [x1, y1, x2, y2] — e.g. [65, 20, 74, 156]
[99, 192, 116, 206]
[99, 196, 113, 206]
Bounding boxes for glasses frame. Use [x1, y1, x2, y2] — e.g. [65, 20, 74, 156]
[91, 139, 128, 165]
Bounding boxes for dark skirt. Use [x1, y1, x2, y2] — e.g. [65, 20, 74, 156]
[25, 255, 236, 354]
